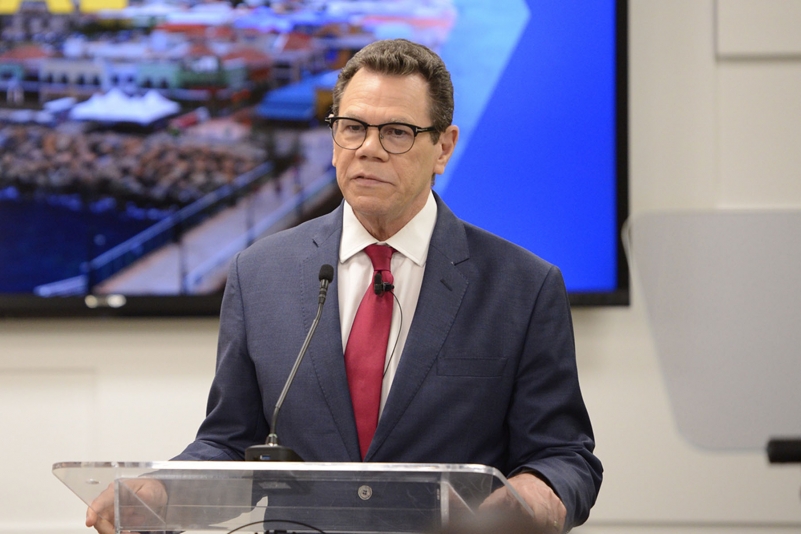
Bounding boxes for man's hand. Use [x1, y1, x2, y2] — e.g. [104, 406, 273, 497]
[481, 472, 567, 534]
[85, 478, 167, 534]
[85, 483, 115, 534]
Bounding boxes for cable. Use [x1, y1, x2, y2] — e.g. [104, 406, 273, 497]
[225, 518, 327, 534]
[383, 289, 403, 377]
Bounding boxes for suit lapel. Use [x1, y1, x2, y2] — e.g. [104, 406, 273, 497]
[301, 205, 362, 461]
[366, 195, 470, 460]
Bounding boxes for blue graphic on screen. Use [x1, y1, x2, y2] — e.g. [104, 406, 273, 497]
[436, 0, 529, 191]
[437, 1, 617, 292]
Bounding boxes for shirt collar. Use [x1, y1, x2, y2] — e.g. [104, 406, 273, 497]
[340, 191, 438, 266]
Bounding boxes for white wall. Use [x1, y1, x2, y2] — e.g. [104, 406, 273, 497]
[2, 1, 801, 533]
[0, 320, 218, 534]
[577, 1, 801, 531]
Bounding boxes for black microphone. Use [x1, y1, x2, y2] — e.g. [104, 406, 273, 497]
[373, 271, 394, 295]
[245, 264, 334, 462]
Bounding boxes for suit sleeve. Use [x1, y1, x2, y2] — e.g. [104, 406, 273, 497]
[173, 252, 269, 461]
[506, 265, 603, 530]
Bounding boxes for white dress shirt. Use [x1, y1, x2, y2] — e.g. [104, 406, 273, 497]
[338, 191, 438, 415]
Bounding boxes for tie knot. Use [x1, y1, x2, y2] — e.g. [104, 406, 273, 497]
[364, 244, 394, 272]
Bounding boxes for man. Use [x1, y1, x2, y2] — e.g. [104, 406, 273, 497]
[87, 39, 601, 533]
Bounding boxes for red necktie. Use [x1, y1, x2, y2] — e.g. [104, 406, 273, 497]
[344, 244, 394, 459]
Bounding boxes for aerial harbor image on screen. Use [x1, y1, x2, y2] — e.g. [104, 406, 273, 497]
[0, 0, 457, 297]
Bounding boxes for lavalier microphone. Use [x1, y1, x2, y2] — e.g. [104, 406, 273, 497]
[373, 272, 394, 295]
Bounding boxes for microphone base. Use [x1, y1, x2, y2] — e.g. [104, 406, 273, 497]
[245, 443, 304, 462]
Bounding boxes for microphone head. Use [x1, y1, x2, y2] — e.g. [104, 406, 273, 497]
[319, 264, 334, 283]
[373, 272, 393, 295]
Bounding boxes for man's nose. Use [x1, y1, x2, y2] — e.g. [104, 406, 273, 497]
[358, 126, 388, 156]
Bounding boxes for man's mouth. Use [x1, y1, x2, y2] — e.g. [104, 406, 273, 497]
[352, 174, 387, 185]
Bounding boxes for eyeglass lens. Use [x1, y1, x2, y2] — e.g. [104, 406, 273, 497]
[332, 119, 416, 154]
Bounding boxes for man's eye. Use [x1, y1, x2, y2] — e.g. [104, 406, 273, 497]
[343, 124, 364, 133]
[384, 126, 411, 138]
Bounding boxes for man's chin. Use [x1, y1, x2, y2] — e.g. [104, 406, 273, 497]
[346, 195, 393, 219]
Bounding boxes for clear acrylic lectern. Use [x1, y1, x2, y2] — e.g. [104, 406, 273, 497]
[53, 462, 529, 534]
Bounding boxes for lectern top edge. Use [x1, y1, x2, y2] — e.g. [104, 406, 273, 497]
[53, 461, 501, 476]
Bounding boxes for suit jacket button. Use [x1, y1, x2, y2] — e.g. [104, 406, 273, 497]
[357, 485, 373, 500]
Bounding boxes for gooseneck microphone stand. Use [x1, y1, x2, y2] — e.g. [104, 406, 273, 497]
[245, 265, 334, 462]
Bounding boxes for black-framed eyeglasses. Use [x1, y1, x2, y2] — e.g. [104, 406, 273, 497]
[325, 116, 438, 155]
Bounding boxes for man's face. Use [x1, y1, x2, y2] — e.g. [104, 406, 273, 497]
[332, 69, 458, 239]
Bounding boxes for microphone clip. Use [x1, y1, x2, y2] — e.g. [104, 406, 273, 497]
[373, 272, 394, 296]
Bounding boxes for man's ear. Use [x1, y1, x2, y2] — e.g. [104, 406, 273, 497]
[433, 125, 459, 176]
[328, 115, 337, 168]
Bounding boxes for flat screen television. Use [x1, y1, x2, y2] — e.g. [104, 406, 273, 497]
[0, 0, 628, 317]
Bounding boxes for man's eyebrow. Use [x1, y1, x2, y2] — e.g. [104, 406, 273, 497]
[338, 115, 417, 125]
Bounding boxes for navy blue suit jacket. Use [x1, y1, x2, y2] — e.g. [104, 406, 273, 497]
[176, 194, 602, 528]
